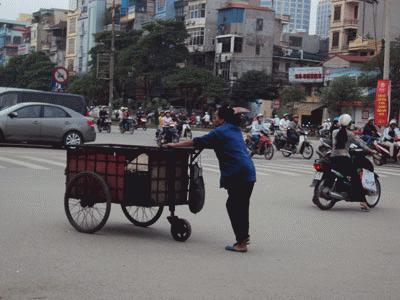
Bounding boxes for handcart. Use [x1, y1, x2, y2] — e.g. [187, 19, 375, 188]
[64, 144, 203, 242]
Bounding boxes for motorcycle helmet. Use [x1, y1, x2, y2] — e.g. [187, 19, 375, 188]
[338, 114, 352, 127]
[389, 119, 397, 125]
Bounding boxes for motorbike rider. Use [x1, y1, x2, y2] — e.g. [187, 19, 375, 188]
[382, 119, 400, 160]
[162, 110, 175, 141]
[331, 114, 375, 211]
[98, 106, 109, 128]
[329, 117, 340, 138]
[279, 113, 290, 133]
[273, 114, 280, 130]
[120, 107, 130, 129]
[362, 117, 379, 146]
[286, 115, 303, 149]
[319, 118, 331, 136]
[250, 114, 268, 149]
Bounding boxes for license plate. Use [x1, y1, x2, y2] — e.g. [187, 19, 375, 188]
[313, 172, 323, 181]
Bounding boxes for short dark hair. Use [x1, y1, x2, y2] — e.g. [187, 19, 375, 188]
[217, 105, 241, 126]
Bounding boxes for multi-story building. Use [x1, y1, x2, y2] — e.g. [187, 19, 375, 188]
[66, 0, 107, 74]
[120, 0, 155, 31]
[30, 9, 69, 66]
[264, 0, 311, 33]
[316, 0, 330, 38]
[0, 19, 30, 66]
[328, 0, 400, 56]
[214, 2, 277, 81]
[154, 0, 177, 20]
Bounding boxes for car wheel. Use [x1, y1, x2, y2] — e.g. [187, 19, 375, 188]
[0, 130, 4, 143]
[64, 131, 83, 146]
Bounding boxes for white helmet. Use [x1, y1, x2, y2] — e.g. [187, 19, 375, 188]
[389, 119, 397, 125]
[339, 114, 352, 127]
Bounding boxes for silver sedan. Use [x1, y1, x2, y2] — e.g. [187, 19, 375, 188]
[0, 102, 96, 146]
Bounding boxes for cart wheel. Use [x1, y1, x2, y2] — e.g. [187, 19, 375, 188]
[171, 218, 191, 242]
[64, 172, 111, 234]
[121, 204, 163, 227]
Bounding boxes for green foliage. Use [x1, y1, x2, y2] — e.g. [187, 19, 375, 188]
[0, 52, 55, 91]
[231, 70, 276, 106]
[66, 73, 108, 105]
[279, 85, 306, 114]
[163, 67, 225, 109]
[320, 76, 362, 114]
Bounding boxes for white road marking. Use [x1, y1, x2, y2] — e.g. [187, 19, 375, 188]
[0, 157, 49, 170]
[21, 156, 65, 167]
[202, 163, 271, 176]
[374, 169, 400, 176]
[258, 162, 313, 173]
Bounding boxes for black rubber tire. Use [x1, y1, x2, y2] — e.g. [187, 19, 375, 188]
[171, 218, 192, 242]
[187, 131, 193, 139]
[97, 125, 102, 133]
[143, 126, 147, 131]
[107, 126, 111, 133]
[0, 130, 5, 143]
[282, 151, 292, 157]
[121, 204, 164, 227]
[130, 126, 135, 134]
[302, 144, 314, 160]
[365, 177, 381, 208]
[313, 179, 336, 210]
[64, 172, 111, 233]
[373, 156, 383, 166]
[63, 131, 83, 146]
[264, 144, 274, 160]
[120, 127, 124, 134]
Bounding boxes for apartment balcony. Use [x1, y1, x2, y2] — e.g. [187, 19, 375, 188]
[343, 19, 358, 28]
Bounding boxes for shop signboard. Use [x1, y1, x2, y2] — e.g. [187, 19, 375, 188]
[288, 67, 324, 83]
[374, 80, 391, 126]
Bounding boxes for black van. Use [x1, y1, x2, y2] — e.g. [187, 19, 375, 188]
[0, 87, 88, 115]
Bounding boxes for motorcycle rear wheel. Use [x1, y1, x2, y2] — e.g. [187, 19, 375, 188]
[365, 177, 381, 208]
[313, 179, 336, 210]
[302, 144, 314, 160]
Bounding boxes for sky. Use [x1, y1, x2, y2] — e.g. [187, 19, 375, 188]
[0, 0, 320, 34]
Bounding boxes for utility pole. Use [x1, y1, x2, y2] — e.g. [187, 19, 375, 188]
[108, 0, 116, 111]
[383, 0, 391, 80]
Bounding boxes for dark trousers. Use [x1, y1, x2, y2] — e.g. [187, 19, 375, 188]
[225, 181, 255, 243]
[330, 156, 366, 202]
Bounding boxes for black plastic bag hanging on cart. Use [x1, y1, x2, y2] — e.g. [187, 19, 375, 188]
[189, 162, 205, 214]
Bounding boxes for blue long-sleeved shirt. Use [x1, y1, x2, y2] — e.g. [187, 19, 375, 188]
[193, 123, 256, 188]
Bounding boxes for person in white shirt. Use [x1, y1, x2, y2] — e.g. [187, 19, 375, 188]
[202, 112, 211, 127]
[382, 119, 400, 159]
[163, 110, 174, 127]
[279, 113, 290, 132]
[273, 114, 280, 129]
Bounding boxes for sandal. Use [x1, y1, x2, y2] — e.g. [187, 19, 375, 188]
[360, 203, 370, 212]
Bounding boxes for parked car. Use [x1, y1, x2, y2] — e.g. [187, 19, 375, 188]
[0, 103, 96, 147]
[0, 87, 88, 115]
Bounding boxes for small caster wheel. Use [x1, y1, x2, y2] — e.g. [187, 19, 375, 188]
[171, 218, 191, 242]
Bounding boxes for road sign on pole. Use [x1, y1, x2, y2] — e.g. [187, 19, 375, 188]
[52, 67, 69, 84]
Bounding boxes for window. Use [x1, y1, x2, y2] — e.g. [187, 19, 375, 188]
[234, 37, 243, 53]
[12, 36, 22, 44]
[332, 31, 340, 48]
[218, 37, 231, 53]
[289, 36, 302, 47]
[67, 59, 74, 71]
[333, 5, 341, 21]
[69, 17, 76, 34]
[68, 38, 75, 54]
[189, 3, 206, 19]
[0, 92, 18, 110]
[15, 105, 41, 118]
[217, 8, 244, 24]
[354, 5, 359, 19]
[255, 44, 261, 56]
[78, 57, 83, 72]
[44, 106, 70, 118]
[188, 28, 205, 46]
[256, 18, 263, 31]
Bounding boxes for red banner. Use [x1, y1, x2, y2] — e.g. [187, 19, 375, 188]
[374, 80, 391, 126]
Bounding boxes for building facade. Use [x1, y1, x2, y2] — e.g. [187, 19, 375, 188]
[316, 0, 330, 38]
[0, 19, 30, 66]
[30, 9, 69, 66]
[215, 3, 276, 81]
[154, 0, 177, 20]
[268, 0, 311, 33]
[328, 0, 400, 56]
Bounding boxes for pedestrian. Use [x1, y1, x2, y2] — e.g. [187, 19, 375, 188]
[165, 105, 256, 253]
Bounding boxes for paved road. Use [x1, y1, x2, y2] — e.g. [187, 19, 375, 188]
[0, 129, 399, 299]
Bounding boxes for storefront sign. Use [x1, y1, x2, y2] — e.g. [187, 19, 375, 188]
[17, 44, 30, 55]
[374, 80, 391, 126]
[288, 67, 323, 83]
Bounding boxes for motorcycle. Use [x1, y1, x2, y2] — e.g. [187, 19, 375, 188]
[180, 121, 192, 139]
[135, 116, 147, 131]
[156, 124, 180, 147]
[372, 137, 400, 166]
[120, 117, 135, 134]
[311, 147, 381, 210]
[245, 130, 274, 160]
[97, 117, 112, 133]
[274, 131, 314, 159]
[316, 137, 332, 158]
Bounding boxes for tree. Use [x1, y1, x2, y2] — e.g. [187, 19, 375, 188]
[0, 52, 55, 91]
[320, 76, 362, 114]
[163, 67, 225, 110]
[231, 71, 276, 106]
[66, 73, 108, 106]
[279, 85, 306, 114]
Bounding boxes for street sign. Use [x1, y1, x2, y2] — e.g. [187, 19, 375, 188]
[52, 67, 69, 84]
[289, 67, 324, 83]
